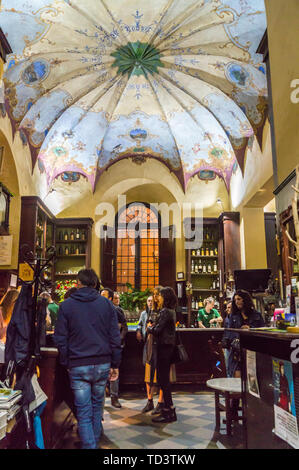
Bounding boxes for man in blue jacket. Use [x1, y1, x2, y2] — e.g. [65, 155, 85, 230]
[54, 269, 121, 449]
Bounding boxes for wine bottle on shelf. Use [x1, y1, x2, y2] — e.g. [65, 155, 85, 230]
[70, 244, 75, 255]
[203, 262, 207, 274]
[195, 261, 199, 274]
[82, 230, 86, 241]
[64, 230, 68, 241]
[207, 263, 212, 273]
[216, 277, 220, 289]
[64, 245, 69, 255]
[210, 244, 214, 256]
[215, 247, 218, 256]
[58, 230, 63, 241]
[205, 246, 209, 256]
[192, 249, 195, 256]
[198, 296, 203, 308]
[201, 246, 205, 256]
[212, 280, 216, 290]
[76, 228, 80, 240]
[206, 230, 210, 241]
[196, 248, 200, 256]
[70, 230, 75, 241]
[58, 246, 63, 256]
[75, 245, 80, 255]
[195, 297, 199, 310]
[198, 258, 202, 273]
[213, 260, 217, 272]
[80, 244, 85, 255]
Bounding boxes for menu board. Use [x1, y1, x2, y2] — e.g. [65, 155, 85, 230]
[0, 235, 13, 265]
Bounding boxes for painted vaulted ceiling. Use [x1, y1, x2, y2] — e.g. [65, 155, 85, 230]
[1, 0, 267, 199]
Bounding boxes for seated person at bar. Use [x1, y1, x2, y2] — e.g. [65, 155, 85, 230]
[197, 297, 223, 328]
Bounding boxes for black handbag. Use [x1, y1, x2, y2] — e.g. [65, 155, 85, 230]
[171, 331, 189, 364]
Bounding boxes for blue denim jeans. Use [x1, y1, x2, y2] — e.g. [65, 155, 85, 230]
[69, 363, 110, 449]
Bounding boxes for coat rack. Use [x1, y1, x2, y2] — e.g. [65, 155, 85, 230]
[19, 244, 56, 358]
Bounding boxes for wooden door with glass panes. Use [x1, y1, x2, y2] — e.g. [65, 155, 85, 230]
[116, 203, 159, 292]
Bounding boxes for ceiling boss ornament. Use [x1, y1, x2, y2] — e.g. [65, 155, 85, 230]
[111, 41, 164, 78]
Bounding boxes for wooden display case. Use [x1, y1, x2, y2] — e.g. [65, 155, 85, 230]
[18, 197, 93, 290]
[185, 213, 241, 326]
[55, 218, 93, 281]
[279, 202, 299, 299]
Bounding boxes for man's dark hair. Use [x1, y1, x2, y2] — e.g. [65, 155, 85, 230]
[160, 286, 177, 309]
[77, 269, 99, 288]
[101, 287, 114, 300]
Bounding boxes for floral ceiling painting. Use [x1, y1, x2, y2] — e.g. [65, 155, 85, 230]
[1, 0, 267, 212]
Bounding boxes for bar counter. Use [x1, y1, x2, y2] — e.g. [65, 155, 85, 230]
[236, 329, 299, 449]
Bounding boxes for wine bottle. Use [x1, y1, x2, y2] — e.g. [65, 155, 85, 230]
[75, 245, 80, 255]
[195, 261, 199, 274]
[58, 246, 63, 256]
[213, 260, 217, 272]
[65, 245, 69, 255]
[82, 230, 86, 241]
[70, 230, 75, 241]
[58, 230, 63, 241]
[210, 244, 214, 256]
[207, 263, 212, 273]
[64, 230, 68, 241]
[198, 258, 202, 273]
[76, 228, 80, 240]
[201, 246, 205, 256]
[203, 262, 207, 274]
[191, 260, 195, 273]
[196, 248, 200, 256]
[198, 296, 203, 308]
[195, 297, 199, 310]
[206, 246, 209, 256]
[215, 247, 218, 256]
[80, 244, 85, 255]
[216, 278, 220, 289]
[192, 249, 196, 256]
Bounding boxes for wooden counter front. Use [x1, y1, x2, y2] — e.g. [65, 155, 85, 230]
[237, 329, 299, 449]
[121, 328, 225, 385]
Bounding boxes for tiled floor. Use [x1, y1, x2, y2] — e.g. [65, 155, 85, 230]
[60, 391, 245, 449]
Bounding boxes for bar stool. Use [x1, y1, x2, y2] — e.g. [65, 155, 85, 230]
[206, 377, 242, 436]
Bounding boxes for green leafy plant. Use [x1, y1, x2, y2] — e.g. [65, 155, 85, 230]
[119, 283, 152, 312]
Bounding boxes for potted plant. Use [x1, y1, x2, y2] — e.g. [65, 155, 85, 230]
[119, 283, 152, 322]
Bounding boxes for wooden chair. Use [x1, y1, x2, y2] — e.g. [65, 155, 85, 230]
[206, 377, 243, 436]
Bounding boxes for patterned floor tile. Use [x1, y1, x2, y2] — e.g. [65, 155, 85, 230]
[60, 391, 245, 450]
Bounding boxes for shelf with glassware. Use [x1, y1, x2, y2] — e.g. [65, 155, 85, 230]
[54, 221, 92, 282]
[19, 196, 56, 283]
[185, 219, 222, 326]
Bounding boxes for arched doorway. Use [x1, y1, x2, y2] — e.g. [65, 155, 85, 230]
[116, 203, 159, 292]
[100, 201, 176, 292]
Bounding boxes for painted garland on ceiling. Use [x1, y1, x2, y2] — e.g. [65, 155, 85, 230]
[1, 0, 267, 200]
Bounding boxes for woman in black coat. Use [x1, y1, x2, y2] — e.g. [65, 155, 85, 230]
[147, 286, 177, 423]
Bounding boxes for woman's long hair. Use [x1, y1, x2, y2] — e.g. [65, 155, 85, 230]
[232, 289, 255, 316]
[0, 289, 19, 324]
[152, 285, 163, 312]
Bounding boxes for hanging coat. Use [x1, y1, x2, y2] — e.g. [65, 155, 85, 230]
[5, 284, 33, 367]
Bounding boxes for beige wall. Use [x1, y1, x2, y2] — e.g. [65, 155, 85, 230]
[265, 0, 299, 185]
[240, 207, 267, 270]
[0, 130, 21, 270]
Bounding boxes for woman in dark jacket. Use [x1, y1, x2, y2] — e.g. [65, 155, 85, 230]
[223, 289, 265, 378]
[147, 286, 177, 423]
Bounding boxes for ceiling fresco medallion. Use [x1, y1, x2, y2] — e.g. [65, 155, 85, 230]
[1, 0, 268, 211]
